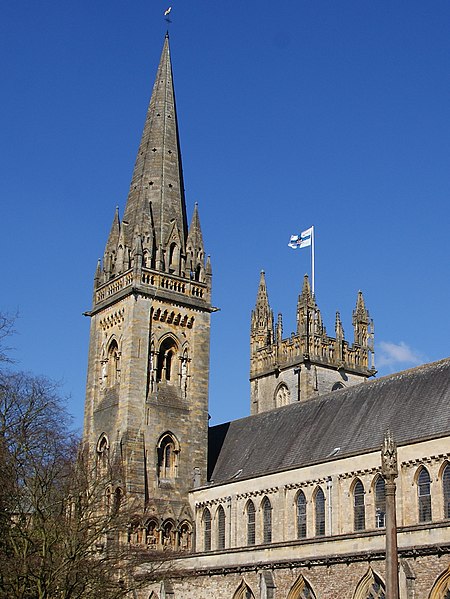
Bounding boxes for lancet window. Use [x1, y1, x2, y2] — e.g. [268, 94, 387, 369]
[156, 337, 177, 382]
[314, 487, 325, 536]
[203, 508, 211, 551]
[374, 476, 386, 528]
[262, 496, 272, 543]
[247, 500, 256, 545]
[418, 467, 432, 522]
[106, 340, 120, 386]
[296, 491, 307, 539]
[157, 433, 178, 480]
[353, 479, 366, 531]
[443, 464, 450, 519]
[217, 505, 226, 549]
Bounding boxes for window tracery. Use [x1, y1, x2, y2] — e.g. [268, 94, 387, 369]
[275, 383, 290, 408]
[156, 337, 178, 383]
[157, 433, 178, 480]
[106, 339, 120, 386]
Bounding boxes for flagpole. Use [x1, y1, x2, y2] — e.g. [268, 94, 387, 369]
[311, 226, 315, 295]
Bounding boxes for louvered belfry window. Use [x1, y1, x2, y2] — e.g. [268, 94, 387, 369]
[375, 477, 386, 528]
[418, 468, 432, 522]
[203, 508, 211, 551]
[315, 488, 325, 536]
[262, 496, 272, 543]
[353, 480, 366, 531]
[297, 491, 307, 539]
[217, 505, 226, 550]
[247, 500, 256, 545]
[443, 464, 450, 519]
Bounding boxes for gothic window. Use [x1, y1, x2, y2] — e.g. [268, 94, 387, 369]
[287, 575, 317, 599]
[96, 433, 109, 474]
[156, 337, 177, 382]
[157, 433, 178, 480]
[354, 569, 385, 599]
[353, 479, 366, 531]
[275, 384, 290, 408]
[374, 476, 386, 528]
[314, 487, 325, 536]
[217, 505, 226, 549]
[203, 508, 211, 551]
[107, 340, 120, 386]
[443, 464, 450, 519]
[145, 519, 158, 547]
[296, 490, 307, 539]
[417, 467, 432, 522]
[246, 500, 256, 545]
[262, 496, 272, 543]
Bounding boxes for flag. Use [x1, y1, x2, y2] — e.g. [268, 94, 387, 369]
[288, 226, 313, 249]
[164, 7, 172, 16]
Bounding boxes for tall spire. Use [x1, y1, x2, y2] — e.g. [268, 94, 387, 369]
[122, 34, 188, 261]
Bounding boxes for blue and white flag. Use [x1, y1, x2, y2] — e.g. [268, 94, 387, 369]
[288, 226, 313, 249]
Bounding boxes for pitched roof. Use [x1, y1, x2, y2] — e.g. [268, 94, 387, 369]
[208, 358, 450, 484]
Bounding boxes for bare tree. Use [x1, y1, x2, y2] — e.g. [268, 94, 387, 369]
[0, 320, 170, 599]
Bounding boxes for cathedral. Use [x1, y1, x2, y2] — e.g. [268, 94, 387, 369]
[83, 34, 450, 598]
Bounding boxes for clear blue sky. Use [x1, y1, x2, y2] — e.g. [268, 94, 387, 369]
[2, 1, 450, 432]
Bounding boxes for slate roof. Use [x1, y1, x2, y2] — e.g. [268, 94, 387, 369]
[208, 358, 450, 484]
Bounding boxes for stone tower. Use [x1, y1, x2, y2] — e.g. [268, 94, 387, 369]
[83, 34, 212, 549]
[250, 272, 375, 414]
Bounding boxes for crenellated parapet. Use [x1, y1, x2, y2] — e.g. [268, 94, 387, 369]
[250, 273, 376, 413]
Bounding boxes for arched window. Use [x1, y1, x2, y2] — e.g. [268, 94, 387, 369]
[275, 384, 290, 408]
[287, 575, 317, 599]
[353, 479, 365, 531]
[296, 490, 307, 539]
[96, 433, 109, 474]
[217, 505, 226, 549]
[203, 508, 211, 551]
[374, 476, 386, 528]
[354, 568, 386, 599]
[157, 433, 178, 480]
[443, 464, 450, 519]
[314, 488, 325, 536]
[156, 337, 177, 382]
[262, 496, 272, 543]
[107, 340, 120, 386]
[418, 467, 432, 522]
[246, 500, 256, 545]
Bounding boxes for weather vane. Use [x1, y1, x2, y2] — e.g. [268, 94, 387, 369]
[164, 6, 172, 24]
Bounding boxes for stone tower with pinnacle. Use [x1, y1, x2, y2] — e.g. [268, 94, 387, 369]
[250, 273, 375, 414]
[83, 34, 212, 549]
